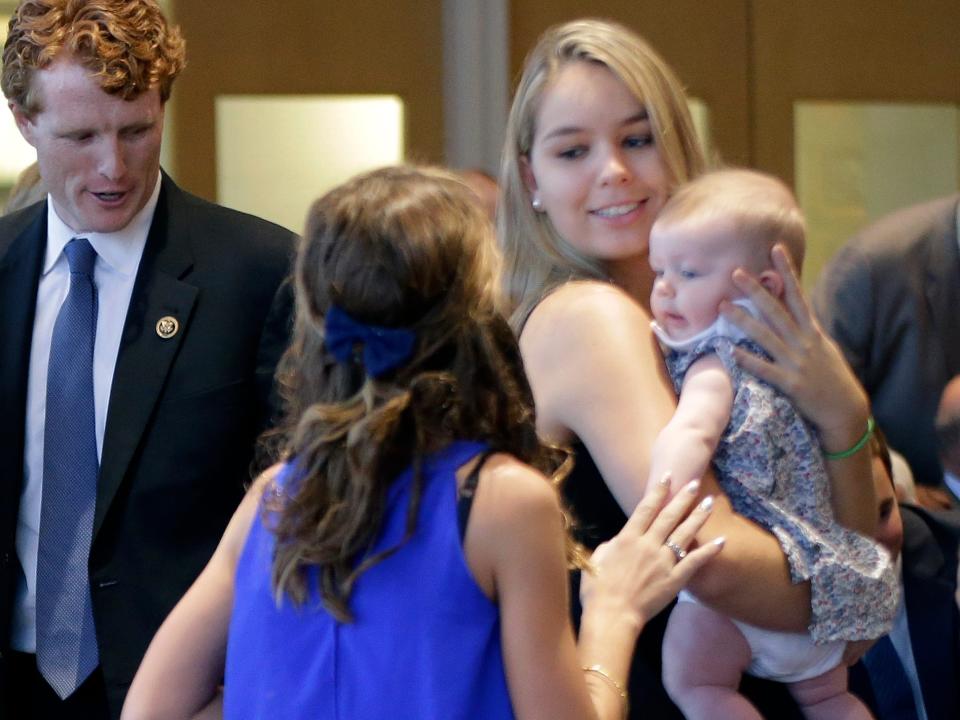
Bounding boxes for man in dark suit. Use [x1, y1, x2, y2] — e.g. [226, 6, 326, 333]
[0, 1, 294, 717]
[849, 433, 960, 719]
[814, 194, 960, 502]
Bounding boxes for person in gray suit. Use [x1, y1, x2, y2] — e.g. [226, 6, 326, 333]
[814, 194, 960, 504]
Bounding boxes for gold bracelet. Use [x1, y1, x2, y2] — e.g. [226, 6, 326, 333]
[582, 664, 628, 718]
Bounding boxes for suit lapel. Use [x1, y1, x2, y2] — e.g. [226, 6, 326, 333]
[0, 205, 47, 526]
[901, 508, 959, 719]
[94, 177, 197, 539]
[923, 196, 960, 377]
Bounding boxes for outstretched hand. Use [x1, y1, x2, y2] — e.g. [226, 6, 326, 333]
[720, 244, 870, 447]
[580, 476, 723, 630]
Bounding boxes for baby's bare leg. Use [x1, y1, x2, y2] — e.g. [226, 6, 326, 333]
[663, 601, 761, 719]
[788, 664, 872, 720]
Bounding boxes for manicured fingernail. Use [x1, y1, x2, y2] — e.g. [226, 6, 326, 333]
[659, 473, 671, 487]
[686, 479, 700, 494]
[698, 495, 714, 512]
[713, 536, 726, 547]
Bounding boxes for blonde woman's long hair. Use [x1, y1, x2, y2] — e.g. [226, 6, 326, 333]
[498, 18, 707, 329]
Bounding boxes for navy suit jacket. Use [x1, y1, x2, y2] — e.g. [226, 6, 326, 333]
[849, 505, 960, 719]
[0, 173, 294, 716]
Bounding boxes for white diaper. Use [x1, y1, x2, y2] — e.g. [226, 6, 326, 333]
[677, 590, 845, 683]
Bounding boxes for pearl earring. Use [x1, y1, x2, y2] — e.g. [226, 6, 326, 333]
[532, 197, 543, 212]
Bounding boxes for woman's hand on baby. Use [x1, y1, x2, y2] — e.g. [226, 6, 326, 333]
[579, 476, 723, 630]
[720, 244, 870, 443]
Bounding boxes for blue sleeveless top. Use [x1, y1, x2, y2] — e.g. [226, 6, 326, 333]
[223, 441, 516, 719]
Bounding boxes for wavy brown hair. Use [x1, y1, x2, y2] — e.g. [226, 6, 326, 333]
[268, 166, 571, 621]
[2, 0, 186, 113]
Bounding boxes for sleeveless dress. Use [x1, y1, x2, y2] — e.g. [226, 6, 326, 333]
[223, 441, 515, 719]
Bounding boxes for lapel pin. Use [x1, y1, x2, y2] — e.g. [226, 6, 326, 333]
[156, 315, 180, 339]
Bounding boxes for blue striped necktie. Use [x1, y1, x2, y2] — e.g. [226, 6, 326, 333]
[36, 237, 100, 699]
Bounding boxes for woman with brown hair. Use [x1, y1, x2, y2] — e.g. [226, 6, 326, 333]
[123, 166, 721, 719]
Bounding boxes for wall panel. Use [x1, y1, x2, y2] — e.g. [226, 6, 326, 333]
[509, 1, 751, 167]
[751, 0, 960, 183]
[170, 1, 444, 200]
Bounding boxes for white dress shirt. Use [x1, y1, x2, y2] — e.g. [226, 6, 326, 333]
[12, 174, 160, 652]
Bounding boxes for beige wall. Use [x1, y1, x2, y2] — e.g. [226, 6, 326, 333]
[169, 0, 755, 201]
[750, 0, 960, 184]
[170, 0, 444, 200]
[167, 1, 960, 203]
[509, 0, 752, 167]
[510, 0, 960, 182]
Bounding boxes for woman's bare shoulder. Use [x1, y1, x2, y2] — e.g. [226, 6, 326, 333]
[529, 280, 647, 324]
[475, 453, 561, 521]
[221, 463, 285, 561]
[463, 453, 564, 597]
[523, 280, 653, 355]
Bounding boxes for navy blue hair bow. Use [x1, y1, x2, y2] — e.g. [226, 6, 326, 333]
[324, 305, 417, 378]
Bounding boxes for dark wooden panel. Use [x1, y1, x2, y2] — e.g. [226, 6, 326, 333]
[751, 0, 960, 184]
[509, 0, 751, 166]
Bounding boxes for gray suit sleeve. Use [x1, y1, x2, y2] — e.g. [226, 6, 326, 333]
[813, 245, 875, 385]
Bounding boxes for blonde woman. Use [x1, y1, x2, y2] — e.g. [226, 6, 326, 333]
[499, 19, 876, 718]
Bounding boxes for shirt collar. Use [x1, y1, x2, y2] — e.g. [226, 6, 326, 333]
[651, 297, 758, 352]
[42, 171, 161, 278]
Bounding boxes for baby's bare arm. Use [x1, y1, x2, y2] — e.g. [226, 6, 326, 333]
[649, 355, 734, 497]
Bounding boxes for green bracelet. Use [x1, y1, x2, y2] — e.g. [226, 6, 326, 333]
[824, 416, 875, 460]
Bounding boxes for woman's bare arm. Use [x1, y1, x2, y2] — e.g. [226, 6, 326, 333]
[647, 355, 734, 497]
[465, 455, 719, 720]
[122, 468, 279, 720]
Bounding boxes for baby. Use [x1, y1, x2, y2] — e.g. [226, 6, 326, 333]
[648, 169, 897, 719]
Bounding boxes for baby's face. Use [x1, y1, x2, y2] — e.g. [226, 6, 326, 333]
[649, 220, 754, 341]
